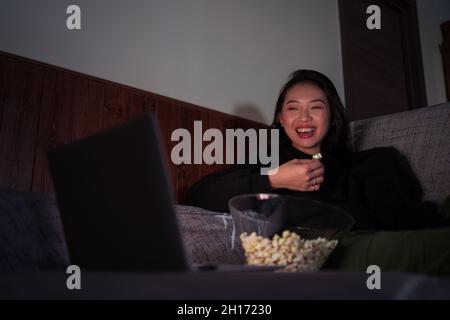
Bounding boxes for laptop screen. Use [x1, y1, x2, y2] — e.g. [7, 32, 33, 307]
[48, 114, 190, 271]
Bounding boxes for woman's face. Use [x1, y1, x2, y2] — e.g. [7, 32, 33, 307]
[278, 82, 330, 155]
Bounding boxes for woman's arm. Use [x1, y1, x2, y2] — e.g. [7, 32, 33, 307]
[350, 147, 449, 230]
[185, 165, 273, 212]
[185, 158, 325, 212]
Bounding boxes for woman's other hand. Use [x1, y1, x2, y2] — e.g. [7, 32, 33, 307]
[268, 159, 324, 192]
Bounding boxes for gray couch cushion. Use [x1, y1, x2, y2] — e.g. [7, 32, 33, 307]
[350, 102, 450, 203]
[175, 205, 244, 266]
[0, 191, 242, 271]
[0, 191, 69, 271]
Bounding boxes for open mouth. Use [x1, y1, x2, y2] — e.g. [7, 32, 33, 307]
[295, 127, 316, 138]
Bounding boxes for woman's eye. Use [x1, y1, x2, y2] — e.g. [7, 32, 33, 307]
[311, 106, 324, 110]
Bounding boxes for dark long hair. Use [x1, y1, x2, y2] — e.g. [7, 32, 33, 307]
[272, 69, 350, 154]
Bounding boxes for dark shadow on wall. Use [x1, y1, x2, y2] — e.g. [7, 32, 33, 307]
[233, 103, 268, 125]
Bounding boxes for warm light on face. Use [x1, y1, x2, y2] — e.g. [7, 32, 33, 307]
[278, 83, 330, 155]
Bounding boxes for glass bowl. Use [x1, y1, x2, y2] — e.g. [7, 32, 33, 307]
[228, 193, 355, 249]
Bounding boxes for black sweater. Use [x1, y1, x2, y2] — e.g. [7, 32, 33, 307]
[185, 144, 449, 231]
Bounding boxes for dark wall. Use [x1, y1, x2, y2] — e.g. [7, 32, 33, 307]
[0, 51, 268, 203]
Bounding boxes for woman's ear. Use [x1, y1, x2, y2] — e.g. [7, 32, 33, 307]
[277, 114, 283, 127]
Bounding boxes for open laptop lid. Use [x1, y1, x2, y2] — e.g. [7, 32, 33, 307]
[48, 113, 190, 272]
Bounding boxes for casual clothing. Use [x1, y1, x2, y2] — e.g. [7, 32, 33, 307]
[323, 228, 450, 276]
[186, 144, 449, 231]
[186, 145, 450, 276]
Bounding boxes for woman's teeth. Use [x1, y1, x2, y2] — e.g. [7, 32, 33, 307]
[295, 127, 316, 138]
[296, 128, 315, 133]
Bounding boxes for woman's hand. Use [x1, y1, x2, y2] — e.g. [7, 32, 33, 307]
[268, 159, 324, 192]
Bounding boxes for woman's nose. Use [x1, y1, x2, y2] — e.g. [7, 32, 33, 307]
[298, 110, 312, 121]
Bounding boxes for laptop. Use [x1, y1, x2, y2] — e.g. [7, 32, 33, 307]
[48, 113, 277, 272]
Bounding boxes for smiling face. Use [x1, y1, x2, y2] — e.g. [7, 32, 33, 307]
[278, 82, 331, 155]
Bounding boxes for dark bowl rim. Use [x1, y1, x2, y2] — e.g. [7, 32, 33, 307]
[227, 193, 355, 232]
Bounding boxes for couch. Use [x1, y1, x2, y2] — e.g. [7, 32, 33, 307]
[1, 102, 450, 299]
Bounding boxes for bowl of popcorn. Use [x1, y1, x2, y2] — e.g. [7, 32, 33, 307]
[228, 194, 354, 272]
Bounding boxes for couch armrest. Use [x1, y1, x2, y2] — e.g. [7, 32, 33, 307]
[350, 103, 450, 202]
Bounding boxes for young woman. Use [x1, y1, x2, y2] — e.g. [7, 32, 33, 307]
[186, 70, 450, 276]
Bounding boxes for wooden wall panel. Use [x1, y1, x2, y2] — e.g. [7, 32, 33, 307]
[0, 59, 19, 189]
[53, 73, 75, 147]
[0, 55, 8, 132]
[32, 69, 59, 193]
[130, 92, 156, 119]
[102, 84, 129, 130]
[442, 21, 450, 101]
[0, 59, 43, 190]
[155, 96, 181, 198]
[15, 64, 43, 190]
[0, 104, 20, 189]
[70, 76, 90, 141]
[84, 80, 104, 137]
[200, 113, 230, 178]
[0, 51, 268, 203]
[170, 101, 204, 203]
